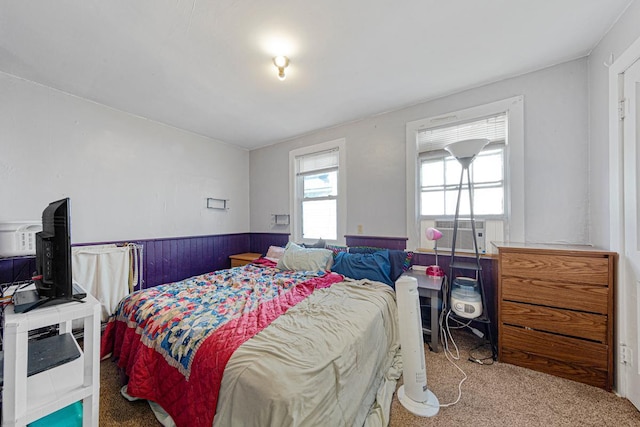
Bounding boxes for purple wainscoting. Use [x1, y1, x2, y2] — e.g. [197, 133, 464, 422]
[129, 233, 251, 288]
[249, 233, 290, 255]
[412, 252, 498, 338]
[119, 232, 287, 288]
[0, 233, 424, 297]
[344, 235, 408, 250]
[0, 256, 37, 285]
[1, 232, 291, 290]
[71, 233, 251, 289]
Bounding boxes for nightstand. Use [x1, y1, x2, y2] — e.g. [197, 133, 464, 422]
[401, 268, 444, 352]
[2, 285, 100, 426]
[229, 252, 262, 268]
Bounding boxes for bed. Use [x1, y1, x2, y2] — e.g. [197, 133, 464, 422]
[101, 244, 403, 427]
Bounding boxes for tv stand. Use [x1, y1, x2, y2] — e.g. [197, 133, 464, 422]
[2, 284, 100, 426]
[13, 283, 87, 314]
[19, 295, 86, 314]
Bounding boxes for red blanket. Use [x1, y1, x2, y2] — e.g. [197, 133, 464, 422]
[101, 265, 343, 427]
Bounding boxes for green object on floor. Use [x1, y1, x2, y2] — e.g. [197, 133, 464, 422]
[28, 401, 82, 427]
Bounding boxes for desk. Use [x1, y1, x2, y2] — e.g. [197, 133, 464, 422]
[401, 269, 443, 352]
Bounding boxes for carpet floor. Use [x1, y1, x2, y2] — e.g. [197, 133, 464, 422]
[99, 330, 640, 426]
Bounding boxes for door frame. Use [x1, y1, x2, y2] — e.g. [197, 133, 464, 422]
[609, 34, 640, 398]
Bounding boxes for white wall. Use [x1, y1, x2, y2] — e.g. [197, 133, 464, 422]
[588, 0, 640, 249]
[251, 59, 590, 247]
[0, 72, 250, 244]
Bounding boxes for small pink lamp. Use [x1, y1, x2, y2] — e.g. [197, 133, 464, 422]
[425, 227, 445, 278]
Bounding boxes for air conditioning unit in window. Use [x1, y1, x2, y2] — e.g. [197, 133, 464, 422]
[433, 219, 486, 254]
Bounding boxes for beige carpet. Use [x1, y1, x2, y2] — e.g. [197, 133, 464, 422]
[99, 330, 640, 426]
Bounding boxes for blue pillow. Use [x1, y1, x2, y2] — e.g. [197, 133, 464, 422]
[331, 250, 394, 288]
[348, 247, 412, 282]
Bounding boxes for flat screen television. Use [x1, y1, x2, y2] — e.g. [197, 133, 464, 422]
[13, 197, 83, 313]
[35, 198, 73, 299]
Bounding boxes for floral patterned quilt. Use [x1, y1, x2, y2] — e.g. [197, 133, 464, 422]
[101, 263, 343, 427]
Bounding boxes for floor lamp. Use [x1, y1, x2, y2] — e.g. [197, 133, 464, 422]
[444, 138, 497, 359]
[444, 138, 489, 261]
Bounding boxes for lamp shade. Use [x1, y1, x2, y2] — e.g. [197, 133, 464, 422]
[444, 139, 490, 162]
[425, 227, 443, 241]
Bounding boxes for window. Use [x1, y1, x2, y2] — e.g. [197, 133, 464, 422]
[405, 97, 524, 252]
[290, 139, 346, 244]
[418, 114, 506, 218]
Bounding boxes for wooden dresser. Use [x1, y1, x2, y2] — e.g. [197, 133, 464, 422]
[495, 243, 616, 390]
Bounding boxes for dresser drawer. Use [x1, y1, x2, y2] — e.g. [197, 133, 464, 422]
[500, 252, 610, 285]
[501, 301, 607, 342]
[501, 277, 609, 313]
[501, 325, 609, 388]
[500, 347, 609, 389]
[501, 325, 608, 370]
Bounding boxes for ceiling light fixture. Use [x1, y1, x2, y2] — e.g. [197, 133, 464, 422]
[273, 56, 290, 81]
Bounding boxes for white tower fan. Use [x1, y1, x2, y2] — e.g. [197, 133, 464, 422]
[396, 275, 439, 417]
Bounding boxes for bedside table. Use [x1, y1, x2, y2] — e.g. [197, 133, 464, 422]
[401, 269, 444, 352]
[229, 252, 262, 268]
[2, 284, 101, 426]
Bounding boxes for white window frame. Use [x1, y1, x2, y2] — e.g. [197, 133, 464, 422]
[289, 138, 347, 245]
[419, 140, 506, 219]
[405, 96, 524, 251]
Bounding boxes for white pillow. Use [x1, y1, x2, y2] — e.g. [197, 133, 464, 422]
[276, 242, 333, 271]
[265, 245, 285, 261]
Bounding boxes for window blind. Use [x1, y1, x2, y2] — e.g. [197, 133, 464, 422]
[418, 113, 506, 153]
[296, 148, 339, 175]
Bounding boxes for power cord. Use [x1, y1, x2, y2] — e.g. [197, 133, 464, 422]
[434, 274, 495, 408]
[434, 276, 468, 408]
[448, 314, 484, 337]
[469, 342, 495, 365]
[437, 309, 468, 407]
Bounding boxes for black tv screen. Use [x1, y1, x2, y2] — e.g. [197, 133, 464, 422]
[34, 197, 73, 300]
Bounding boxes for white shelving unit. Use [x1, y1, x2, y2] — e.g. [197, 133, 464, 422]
[2, 288, 100, 427]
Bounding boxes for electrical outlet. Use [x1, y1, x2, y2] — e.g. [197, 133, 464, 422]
[620, 344, 632, 366]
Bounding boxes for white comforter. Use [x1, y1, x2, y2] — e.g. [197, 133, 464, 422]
[213, 279, 401, 427]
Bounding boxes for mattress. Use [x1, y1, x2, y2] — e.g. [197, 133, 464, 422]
[102, 264, 401, 426]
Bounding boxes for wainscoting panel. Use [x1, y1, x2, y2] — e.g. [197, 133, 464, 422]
[0, 233, 500, 340]
[0, 233, 257, 290]
[249, 233, 290, 255]
[0, 256, 36, 284]
[134, 233, 251, 288]
[344, 235, 408, 250]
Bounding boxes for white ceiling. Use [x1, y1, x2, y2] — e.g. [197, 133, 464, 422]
[0, 1, 633, 149]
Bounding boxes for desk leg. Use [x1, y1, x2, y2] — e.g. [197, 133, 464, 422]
[429, 293, 440, 352]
